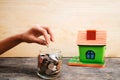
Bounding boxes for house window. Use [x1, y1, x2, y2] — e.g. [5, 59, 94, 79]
[86, 50, 95, 59]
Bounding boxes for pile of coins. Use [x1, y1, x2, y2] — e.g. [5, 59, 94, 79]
[38, 54, 62, 77]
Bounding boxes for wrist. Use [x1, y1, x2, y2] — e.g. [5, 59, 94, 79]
[15, 33, 23, 43]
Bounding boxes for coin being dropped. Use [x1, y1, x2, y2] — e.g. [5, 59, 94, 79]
[48, 63, 54, 70]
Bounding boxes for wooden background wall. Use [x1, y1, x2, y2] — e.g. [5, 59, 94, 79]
[0, 0, 120, 57]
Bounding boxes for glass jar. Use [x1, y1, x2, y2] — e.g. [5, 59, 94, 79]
[37, 48, 62, 79]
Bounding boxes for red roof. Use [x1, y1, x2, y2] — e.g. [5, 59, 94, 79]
[77, 30, 106, 45]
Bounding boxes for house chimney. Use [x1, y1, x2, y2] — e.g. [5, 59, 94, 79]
[87, 30, 96, 40]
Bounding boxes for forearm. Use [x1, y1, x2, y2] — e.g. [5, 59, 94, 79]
[0, 34, 22, 55]
[0, 26, 53, 55]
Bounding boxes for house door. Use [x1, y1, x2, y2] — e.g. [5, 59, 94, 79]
[86, 50, 95, 59]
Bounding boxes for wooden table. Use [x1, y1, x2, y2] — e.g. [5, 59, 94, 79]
[0, 58, 120, 80]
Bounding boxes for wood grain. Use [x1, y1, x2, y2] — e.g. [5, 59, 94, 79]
[0, 0, 120, 57]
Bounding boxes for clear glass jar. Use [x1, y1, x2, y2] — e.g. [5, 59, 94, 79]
[37, 48, 62, 79]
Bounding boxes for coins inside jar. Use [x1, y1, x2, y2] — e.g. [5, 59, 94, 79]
[38, 54, 62, 76]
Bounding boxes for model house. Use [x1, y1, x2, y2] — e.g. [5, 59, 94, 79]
[68, 30, 106, 68]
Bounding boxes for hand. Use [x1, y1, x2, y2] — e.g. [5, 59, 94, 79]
[20, 25, 54, 45]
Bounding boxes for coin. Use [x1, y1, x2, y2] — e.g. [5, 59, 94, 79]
[48, 63, 54, 70]
[38, 55, 44, 67]
[45, 69, 53, 75]
[38, 53, 62, 77]
[51, 66, 57, 71]
[57, 60, 62, 70]
[40, 62, 48, 74]
[49, 54, 58, 61]
[53, 60, 58, 65]
[45, 54, 50, 61]
[52, 69, 60, 75]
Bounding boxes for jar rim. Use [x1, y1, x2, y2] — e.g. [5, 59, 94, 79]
[39, 48, 61, 55]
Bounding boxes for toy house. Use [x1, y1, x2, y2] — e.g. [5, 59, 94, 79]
[68, 30, 106, 68]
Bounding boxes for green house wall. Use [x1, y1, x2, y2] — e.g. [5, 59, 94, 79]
[78, 45, 106, 63]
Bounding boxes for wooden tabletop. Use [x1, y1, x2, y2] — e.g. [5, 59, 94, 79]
[0, 58, 120, 80]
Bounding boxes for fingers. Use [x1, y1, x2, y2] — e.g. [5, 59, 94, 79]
[42, 27, 54, 42]
[34, 25, 54, 45]
[40, 28, 50, 44]
[33, 37, 47, 45]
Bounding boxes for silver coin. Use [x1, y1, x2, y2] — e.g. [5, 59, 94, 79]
[48, 63, 54, 70]
[49, 54, 58, 61]
[51, 66, 57, 71]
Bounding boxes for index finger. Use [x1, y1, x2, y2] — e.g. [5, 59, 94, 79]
[33, 26, 50, 44]
[42, 26, 54, 42]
